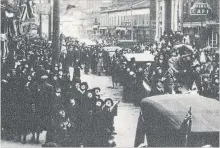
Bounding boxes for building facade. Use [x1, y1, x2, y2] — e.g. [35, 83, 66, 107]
[155, 0, 219, 49]
[100, 0, 155, 43]
[155, 0, 172, 41]
[182, 0, 219, 49]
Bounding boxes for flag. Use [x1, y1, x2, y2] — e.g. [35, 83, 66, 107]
[20, 4, 28, 21]
[143, 80, 151, 93]
[27, 0, 35, 18]
[20, 0, 35, 22]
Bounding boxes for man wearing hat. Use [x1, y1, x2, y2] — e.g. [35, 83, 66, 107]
[38, 74, 55, 144]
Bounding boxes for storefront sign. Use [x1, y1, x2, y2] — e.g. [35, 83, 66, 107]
[121, 21, 131, 27]
[190, 2, 212, 15]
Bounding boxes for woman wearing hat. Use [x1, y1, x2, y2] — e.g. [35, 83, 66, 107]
[66, 96, 81, 147]
[103, 98, 119, 135]
[80, 90, 97, 147]
[92, 87, 101, 100]
[92, 99, 106, 147]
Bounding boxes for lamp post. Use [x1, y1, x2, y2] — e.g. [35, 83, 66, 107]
[39, 0, 42, 37]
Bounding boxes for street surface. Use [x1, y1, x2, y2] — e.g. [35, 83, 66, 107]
[1, 72, 140, 147]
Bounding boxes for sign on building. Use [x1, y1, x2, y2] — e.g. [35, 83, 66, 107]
[121, 21, 131, 27]
[190, 2, 212, 15]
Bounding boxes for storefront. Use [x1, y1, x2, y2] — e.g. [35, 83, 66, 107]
[133, 26, 150, 43]
[182, 0, 219, 49]
[116, 27, 127, 40]
[107, 27, 116, 37]
[99, 27, 108, 36]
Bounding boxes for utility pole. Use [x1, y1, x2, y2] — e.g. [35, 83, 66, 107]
[149, 1, 151, 43]
[52, 0, 60, 65]
[48, 0, 52, 40]
[39, 0, 42, 37]
[130, 0, 133, 40]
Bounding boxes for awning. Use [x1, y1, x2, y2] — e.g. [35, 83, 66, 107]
[99, 27, 107, 30]
[183, 22, 206, 28]
[116, 27, 126, 31]
[183, 21, 220, 28]
[205, 21, 220, 26]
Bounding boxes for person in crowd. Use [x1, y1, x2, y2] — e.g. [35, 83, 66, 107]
[38, 74, 55, 143]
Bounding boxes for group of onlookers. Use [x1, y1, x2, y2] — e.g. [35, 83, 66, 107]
[1, 36, 118, 147]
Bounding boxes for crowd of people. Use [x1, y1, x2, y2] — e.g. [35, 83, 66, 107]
[1, 30, 219, 147]
[1, 36, 118, 147]
[107, 31, 219, 102]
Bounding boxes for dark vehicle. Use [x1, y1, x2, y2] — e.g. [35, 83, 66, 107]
[116, 40, 136, 49]
[134, 94, 220, 147]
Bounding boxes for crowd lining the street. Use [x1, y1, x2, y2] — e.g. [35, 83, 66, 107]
[1, 30, 219, 147]
[1, 36, 118, 147]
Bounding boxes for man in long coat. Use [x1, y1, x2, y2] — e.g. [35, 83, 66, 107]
[38, 74, 55, 144]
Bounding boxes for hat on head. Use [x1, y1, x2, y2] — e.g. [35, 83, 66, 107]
[73, 77, 81, 84]
[104, 98, 114, 107]
[81, 82, 88, 90]
[96, 99, 104, 107]
[93, 87, 101, 92]
[86, 90, 93, 97]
